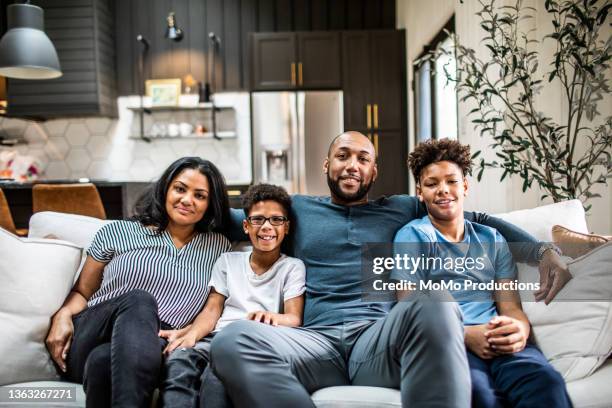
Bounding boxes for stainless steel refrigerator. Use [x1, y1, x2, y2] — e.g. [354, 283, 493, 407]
[251, 91, 343, 195]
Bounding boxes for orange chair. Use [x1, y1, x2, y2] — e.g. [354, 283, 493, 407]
[32, 183, 107, 219]
[0, 187, 28, 236]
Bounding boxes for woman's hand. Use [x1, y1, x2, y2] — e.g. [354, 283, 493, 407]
[162, 329, 199, 355]
[45, 309, 74, 373]
[159, 324, 192, 344]
[465, 324, 498, 359]
[485, 315, 529, 354]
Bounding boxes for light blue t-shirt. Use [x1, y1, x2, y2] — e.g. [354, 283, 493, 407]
[392, 215, 517, 325]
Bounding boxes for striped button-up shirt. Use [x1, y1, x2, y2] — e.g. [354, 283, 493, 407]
[87, 220, 230, 328]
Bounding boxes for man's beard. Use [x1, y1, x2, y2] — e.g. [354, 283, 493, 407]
[327, 173, 373, 203]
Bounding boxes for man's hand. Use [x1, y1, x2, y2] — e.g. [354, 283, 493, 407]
[535, 249, 572, 304]
[465, 324, 498, 359]
[247, 311, 280, 326]
[485, 315, 529, 354]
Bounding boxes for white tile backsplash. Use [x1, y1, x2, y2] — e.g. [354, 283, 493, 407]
[64, 123, 91, 147]
[86, 135, 112, 160]
[0, 92, 253, 184]
[44, 137, 71, 161]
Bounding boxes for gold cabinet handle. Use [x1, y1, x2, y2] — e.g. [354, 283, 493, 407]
[373, 133, 379, 156]
[291, 62, 296, 86]
[373, 104, 379, 129]
[366, 104, 372, 129]
[298, 62, 303, 86]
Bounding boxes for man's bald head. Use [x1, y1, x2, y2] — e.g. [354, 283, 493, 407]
[327, 131, 375, 159]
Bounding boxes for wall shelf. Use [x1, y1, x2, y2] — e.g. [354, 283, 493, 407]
[126, 103, 234, 112]
[128, 103, 237, 140]
[128, 131, 237, 140]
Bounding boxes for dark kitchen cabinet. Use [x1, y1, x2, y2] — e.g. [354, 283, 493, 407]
[297, 32, 341, 88]
[342, 30, 408, 197]
[370, 31, 405, 131]
[368, 130, 406, 199]
[251, 33, 296, 90]
[342, 30, 405, 131]
[342, 31, 370, 130]
[251, 31, 341, 90]
[7, 0, 117, 118]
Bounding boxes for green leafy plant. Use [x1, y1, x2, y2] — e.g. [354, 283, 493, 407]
[449, 0, 611, 211]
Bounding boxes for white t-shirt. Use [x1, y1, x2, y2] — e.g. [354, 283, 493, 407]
[209, 251, 306, 332]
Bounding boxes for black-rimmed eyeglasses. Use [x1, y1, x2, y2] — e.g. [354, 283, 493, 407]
[246, 215, 288, 226]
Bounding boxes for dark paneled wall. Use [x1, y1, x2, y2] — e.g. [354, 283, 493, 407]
[94, 0, 117, 114]
[115, 0, 395, 94]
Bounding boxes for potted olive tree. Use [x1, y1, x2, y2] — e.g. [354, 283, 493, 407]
[448, 0, 611, 211]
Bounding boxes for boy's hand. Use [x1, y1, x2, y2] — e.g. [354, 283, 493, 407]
[465, 324, 498, 359]
[247, 310, 280, 326]
[485, 315, 529, 354]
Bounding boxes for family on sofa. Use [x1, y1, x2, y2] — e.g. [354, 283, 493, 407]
[44, 132, 573, 408]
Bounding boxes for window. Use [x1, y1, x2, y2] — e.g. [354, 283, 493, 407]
[413, 16, 458, 142]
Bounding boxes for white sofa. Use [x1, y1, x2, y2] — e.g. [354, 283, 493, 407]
[0, 200, 610, 407]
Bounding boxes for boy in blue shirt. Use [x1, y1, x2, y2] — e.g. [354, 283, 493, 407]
[393, 139, 571, 407]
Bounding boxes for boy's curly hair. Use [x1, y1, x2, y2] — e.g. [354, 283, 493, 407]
[242, 183, 292, 217]
[408, 138, 473, 182]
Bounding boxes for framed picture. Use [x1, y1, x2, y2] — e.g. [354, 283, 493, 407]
[145, 78, 181, 106]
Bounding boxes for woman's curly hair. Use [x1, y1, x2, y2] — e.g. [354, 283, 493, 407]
[407, 138, 473, 182]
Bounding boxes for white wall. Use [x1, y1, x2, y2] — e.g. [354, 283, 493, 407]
[397, 0, 611, 233]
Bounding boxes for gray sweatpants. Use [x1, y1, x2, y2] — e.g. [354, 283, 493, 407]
[210, 298, 471, 408]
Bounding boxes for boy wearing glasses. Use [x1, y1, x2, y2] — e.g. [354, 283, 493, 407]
[159, 183, 305, 407]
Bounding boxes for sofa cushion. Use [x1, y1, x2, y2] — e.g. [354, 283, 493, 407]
[552, 225, 611, 258]
[28, 211, 110, 249]
[493, 199, 588, 242]
[519, 242, 612, 381]
[311, 386, 400, 408]
[0, 228, 82, 386]
[28, 211, 110, 280]
[566, 360, 612, 408]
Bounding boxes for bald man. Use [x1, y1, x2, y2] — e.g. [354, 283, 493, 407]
[207, 131, 564, 408]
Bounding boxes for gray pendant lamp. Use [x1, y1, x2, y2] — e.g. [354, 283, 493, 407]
[0, 2, 62, 79]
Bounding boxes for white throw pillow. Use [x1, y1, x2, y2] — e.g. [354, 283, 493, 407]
[28, 211, 110, 249]
[519, 242, 612, 381]
[0, 227, 82, 385]
[493, 199, 588, 242]
[28, 211, 110, 280]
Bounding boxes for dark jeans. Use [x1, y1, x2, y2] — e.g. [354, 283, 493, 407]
[63, 290, 167, 408]
[467, 343, 572, 408]
[159, 335, 233, 408]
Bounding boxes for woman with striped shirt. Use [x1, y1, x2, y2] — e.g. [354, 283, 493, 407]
[45, 157, 232, 408]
